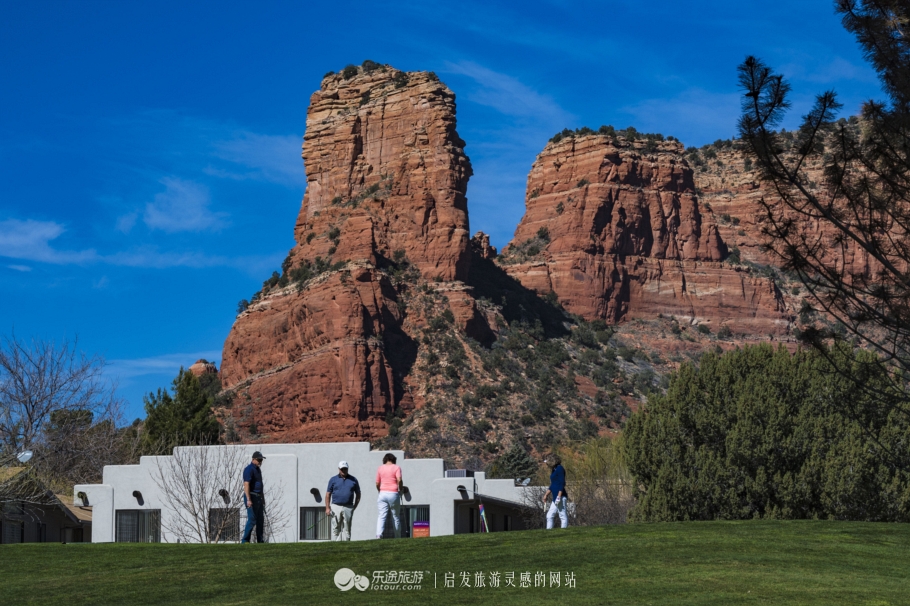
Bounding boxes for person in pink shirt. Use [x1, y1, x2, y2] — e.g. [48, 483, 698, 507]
[375, 453, 403, 538]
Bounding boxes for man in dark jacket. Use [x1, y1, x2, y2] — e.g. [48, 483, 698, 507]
[241, 451, 265, 543]
[325, 460, 361, 541]
[542, 454, 568, 529]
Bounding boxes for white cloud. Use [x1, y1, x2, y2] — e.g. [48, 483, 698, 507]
[209, 132, 305, 187]
[107, 351, 222, 381]
[0, 216, 280, 272]
[115, 211, 138, 233]
[0, 218, 98, 264]
[143, 177, 227, 233]
[443, 61, 574, 126]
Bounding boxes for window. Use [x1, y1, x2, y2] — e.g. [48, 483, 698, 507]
[381, 505, 430, 538]
[300, 507, 331, 540]
[208, 508, 240, 542]
[115, 510, 161, 543]
[2, 520, 23, 544]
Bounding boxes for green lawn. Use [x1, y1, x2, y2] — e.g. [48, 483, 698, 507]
[2, 521, 908, 605]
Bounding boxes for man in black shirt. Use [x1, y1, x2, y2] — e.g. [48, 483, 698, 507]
[241, 451, 265, 543]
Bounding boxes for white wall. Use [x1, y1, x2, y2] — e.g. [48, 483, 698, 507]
[76, 442, 526, 543]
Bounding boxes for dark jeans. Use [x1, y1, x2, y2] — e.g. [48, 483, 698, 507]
[241, 493, 264, 543]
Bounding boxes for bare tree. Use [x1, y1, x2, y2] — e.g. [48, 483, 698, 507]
[0, 334, 128, 506]
[260, 476, 292, 543]
[561, 438, 635, 526]
[518, 438, 636, 529]
[518, 485, 548, 530]
[152, 445, 247, 543]
[152, 445, 292, 543]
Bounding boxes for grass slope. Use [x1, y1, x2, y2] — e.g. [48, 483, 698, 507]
[2, 521, 909, 605]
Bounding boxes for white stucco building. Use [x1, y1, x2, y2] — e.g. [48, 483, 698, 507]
[74, 442, 530, 543]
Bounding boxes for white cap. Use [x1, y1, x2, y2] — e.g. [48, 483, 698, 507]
[338, 460, 349, 469]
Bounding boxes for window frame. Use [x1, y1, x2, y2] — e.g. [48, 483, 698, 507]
[299, 507, 332, 541]
[208, 508, 241, 542]
[115, 509, 161, 543]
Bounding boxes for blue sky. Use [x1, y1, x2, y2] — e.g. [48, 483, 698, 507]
[0, 0, 882, 421]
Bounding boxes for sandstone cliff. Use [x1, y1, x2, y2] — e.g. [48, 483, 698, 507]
[215, 65, 820, 455]
[220, 65, 474, 443]
[500, 134, 790, 336]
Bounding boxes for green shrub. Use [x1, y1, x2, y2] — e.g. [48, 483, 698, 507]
[572, 325, 598, 348]
[624, 344, 910, 522]
[472, 419, 492, 433]
[361, 59, 381, 72]
[555, 202, 564, 214]
[697, 324, 711, 335]
[420, 417, 439, 432]
[543, 290, 560, 307]
[476, 384, 498, 400]
[393, 71, 409, 88]
[461, 393, 480, 407]
[536, 227, 550, 241]
[306, 232, 316, 244]
[342, 64, 358, 80]
[577, 178, 590, 188]
[428, 316, 448, 332]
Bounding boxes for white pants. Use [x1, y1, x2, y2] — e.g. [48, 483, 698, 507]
[546, 496, 568, 529]
[376, 491, 401, 538]
[330, 503, 354, 541]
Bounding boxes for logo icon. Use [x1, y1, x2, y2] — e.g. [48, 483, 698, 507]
[334, 568, 370, 592]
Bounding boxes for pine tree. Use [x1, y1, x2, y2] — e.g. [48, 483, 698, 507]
[142, 368, 221, 452]
[487, 443, 538, 480]
[737, 1, 910, 419]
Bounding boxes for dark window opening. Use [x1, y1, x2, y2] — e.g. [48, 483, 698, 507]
[115, 510, 161, 543]
[208, 508, 240, 542]
[300, 507, 331, 540]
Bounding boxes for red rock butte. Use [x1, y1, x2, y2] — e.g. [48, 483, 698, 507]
[219, 64, 793, 444]
[220, 66, 473, 442]
[188, 359, 218, 377]
[501, 135, 789, 336]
